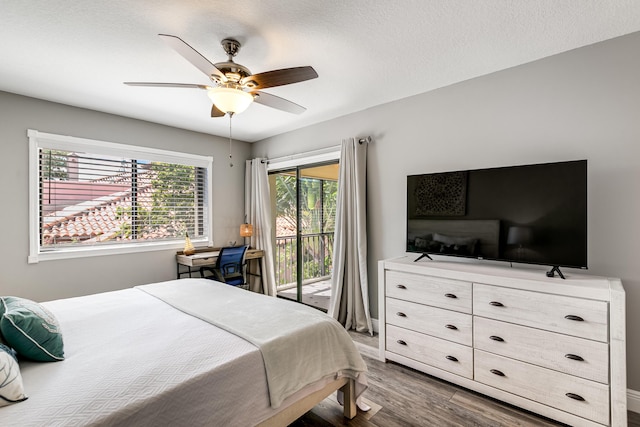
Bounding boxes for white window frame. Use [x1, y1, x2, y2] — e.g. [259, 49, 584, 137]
[28, 129, 213, 263]
[266, 145, 341, 172]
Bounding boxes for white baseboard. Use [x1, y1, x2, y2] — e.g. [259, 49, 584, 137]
[628, 388, 640, 414]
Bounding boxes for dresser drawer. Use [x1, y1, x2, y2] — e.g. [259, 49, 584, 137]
[386, 270, 472, 313]
[473, 284, 609, 342]
[474, 317, 609, 384]
[386, 324, 473, 379]
[475, 350, 609, 425]
[386, 298, 472, 346]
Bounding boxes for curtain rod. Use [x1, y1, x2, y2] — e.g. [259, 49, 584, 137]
[261, 137, 371, 164]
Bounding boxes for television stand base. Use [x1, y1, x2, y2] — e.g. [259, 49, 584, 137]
[414, 253, 433, 262]
[546, 265, 566, 279]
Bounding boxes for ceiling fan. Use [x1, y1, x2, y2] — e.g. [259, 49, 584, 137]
[125, 34, 318, 117]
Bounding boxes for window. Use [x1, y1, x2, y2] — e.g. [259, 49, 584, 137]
[28, 130, 213, 263]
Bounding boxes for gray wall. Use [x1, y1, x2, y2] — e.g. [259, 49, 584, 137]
[251, 32, 640, 390]
[0, 91, 250, 301]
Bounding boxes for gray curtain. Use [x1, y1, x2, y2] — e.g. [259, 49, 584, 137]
[245, 159, 277, 296]
[328, 138, 373, 334]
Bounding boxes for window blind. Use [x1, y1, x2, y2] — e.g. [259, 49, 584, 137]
[29, 130, 212, 261]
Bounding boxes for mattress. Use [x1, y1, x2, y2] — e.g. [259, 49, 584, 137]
[1, 280, 366, 426]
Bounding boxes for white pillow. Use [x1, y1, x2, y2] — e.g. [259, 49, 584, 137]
[0, 343, 28, 406]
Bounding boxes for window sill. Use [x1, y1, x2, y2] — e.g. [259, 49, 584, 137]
[28, 238, 210, 264]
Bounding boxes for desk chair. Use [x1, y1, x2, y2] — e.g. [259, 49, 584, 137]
[201, 245, 249, 287]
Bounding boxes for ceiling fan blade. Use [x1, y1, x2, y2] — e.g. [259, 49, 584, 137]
[124, 82, 212, 90]
[211, 104, 225, 117]
[158, 34, 227, 82]
[241, 66, 318, 90]
[251, 91, 306, 114]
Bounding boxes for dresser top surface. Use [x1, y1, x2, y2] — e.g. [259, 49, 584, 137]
[381, 256, 623, 301]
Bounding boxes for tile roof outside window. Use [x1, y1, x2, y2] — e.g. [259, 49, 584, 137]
[42, 170, 167, 244]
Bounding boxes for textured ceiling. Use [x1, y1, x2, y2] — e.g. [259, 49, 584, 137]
[2, 1, 640, 142]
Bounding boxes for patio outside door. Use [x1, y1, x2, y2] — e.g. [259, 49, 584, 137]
[269, 162, 339, 311]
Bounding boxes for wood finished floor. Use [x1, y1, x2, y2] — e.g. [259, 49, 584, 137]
[292, 336, 640, 427]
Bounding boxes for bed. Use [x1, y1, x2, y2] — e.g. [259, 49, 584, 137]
[1, 279, 367, 426]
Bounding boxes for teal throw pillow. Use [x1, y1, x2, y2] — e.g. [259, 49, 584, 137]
[0, 343, 28, 406]
[0, 297, 64, 362]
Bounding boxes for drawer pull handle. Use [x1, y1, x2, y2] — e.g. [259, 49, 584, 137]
[564, 314, 584, 322]
[489, 335, 504, 342]
[396, 312, 407, 317]
[489, 301, 504, 307]
[445, 355, 458, 362]
[396, 284, 407, 289]
[445, 324, 458, 330]
[397, 340, 407, 346]
[565, 354, 584, 361]
[565, 393, 585, 401]
[444, 293, 457, 299]
[490, 369, 505, 377]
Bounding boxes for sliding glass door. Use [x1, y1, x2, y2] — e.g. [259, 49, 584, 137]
[269, 162, 339, 311]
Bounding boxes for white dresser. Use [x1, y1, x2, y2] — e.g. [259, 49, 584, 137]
[378, 256, 627, 427]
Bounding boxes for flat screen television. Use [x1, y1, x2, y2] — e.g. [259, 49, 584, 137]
[406, 160, 587, 274]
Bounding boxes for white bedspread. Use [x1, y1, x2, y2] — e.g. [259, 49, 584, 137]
[1, 280, 366, 426]
[137, 279, 368, 408]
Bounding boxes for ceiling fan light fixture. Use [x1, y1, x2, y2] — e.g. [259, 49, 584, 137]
[127, 34, 317, 116]
[207, 87, 253, 114]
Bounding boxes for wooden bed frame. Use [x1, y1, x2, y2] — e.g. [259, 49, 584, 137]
[259, 378, 356, 426]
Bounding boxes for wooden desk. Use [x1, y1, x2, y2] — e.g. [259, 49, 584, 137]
[176, 248, 264, 280]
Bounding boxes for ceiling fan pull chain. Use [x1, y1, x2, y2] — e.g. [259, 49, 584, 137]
[228, 112, 234, 168]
